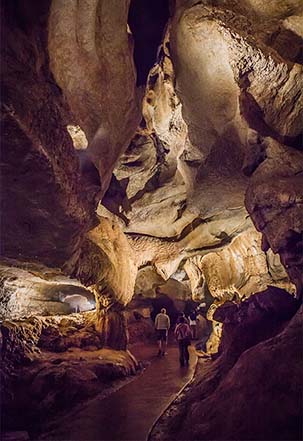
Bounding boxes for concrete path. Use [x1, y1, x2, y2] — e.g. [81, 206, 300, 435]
[42, 343, 197, 441]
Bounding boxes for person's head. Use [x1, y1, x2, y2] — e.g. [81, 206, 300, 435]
[179, 316, 185, 323]
[161, 308, 166, 314]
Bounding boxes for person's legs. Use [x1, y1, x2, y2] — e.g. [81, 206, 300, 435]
[184, 342, 190, 365]
[158, 331, 167, 355]
[190, 325, 196, 339]
[158, 338, 162, 355]
[179, 341, 184, 366]
[162, 333, 167, 355]
[157, 331, 162, 355]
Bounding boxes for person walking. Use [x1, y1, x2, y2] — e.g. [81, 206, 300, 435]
[155, 308, 170, 356]
[174, 316, 192, 367]
[176, 312, 189, 325]
[189, 311, 197, 339]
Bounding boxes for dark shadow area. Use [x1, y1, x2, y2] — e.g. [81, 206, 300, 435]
[240, 90, 303, 150]
[128, 0, 170, 86]
[267, 27, 303, 65]
[151, 294, 179, 325]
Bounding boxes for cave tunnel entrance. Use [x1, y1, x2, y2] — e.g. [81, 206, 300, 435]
[150, 293, 179, 324]
[60, 293, 96, 313]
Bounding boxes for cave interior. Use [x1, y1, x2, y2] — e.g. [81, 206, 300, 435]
[1, 0, 303, 440]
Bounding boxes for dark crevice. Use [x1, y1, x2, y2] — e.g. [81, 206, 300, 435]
[122, 133, 168, 207]
[240, 90, 303, 150]
[128, 0, 170, 86]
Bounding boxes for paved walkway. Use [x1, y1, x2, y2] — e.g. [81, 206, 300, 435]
[41, 343, 197, 441]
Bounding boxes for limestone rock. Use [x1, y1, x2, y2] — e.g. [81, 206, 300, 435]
[246, 145, 303, 295]
[48, 0, 142, 193]
[163, 306, 302, 441]
[3, 347, 139, 434]
[0, 260, 95, 320]
[77, 218, 137, 307]
[213, 286, 300, 359]
[0, 1, 97, 275]
[184, 229, 295, 301]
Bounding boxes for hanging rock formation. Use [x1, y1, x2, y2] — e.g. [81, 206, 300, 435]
[48, 0, 142, 194]
[184, 229, 295, 301]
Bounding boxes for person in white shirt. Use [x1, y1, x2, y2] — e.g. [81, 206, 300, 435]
[155, 308, 170, 356]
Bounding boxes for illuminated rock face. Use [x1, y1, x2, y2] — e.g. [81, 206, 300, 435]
[159, 303, 302, 441]
[78, 218, 139, 349]
[100, 1, 301, 312]
[48, 0, 142, 194]
[0, 1, 302, 438]
[184, 229, 295, 301]
[146, 1, 302, 439]
[1, 0, 302, 358]
[0, 261, 95, 320]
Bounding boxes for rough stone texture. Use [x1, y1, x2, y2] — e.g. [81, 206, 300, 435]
[134, 266, 191, 302]
[127, 316, 156, 345]
[184, 229, 295, 301]
[98, 4, 300, 309]
[0, 0, 96, 274]
[147, 1, 303, 439]
[0, 309, 140, 435]
[151, 299, 302, 441]
[1, 0, 303, 438]
[213, 286, 300, 360]
[77, 218, 137, 306]
[76, 218, 138, 349]
[2, 346, 139, 435]
[48, 0, 142, 193]
[245, 141, 303, 296]
[1, 1, 141, 338]
[0, 260, 95, 320]
[0, 313, 98, 363]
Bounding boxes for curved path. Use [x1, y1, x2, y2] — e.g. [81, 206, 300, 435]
[42, 343, 197, 441]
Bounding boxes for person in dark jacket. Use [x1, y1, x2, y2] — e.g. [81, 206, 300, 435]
[176, 312, 189, 325]
[174, 316, 192, 367]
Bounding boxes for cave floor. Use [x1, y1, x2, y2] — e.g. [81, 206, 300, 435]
[38, 343, 197, 441]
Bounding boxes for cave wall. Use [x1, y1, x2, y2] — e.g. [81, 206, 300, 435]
[184, 229, 295, 301]
[1, 0, 302, 367]
[1, 0, 302, 439]
[48, 0, 142, 194]
[1, 0, 96, 274]
[0, 0, 145, 350]
[148, 0, 303, 439]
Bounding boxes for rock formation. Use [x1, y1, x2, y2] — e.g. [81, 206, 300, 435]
[1, 0, 302, 438]
[48, 0, 142, 194]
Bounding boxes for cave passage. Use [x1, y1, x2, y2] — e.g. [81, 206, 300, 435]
[35, 344, 197, 441]
[61, 294, 96, 313]
[1, 0, 302, 441]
